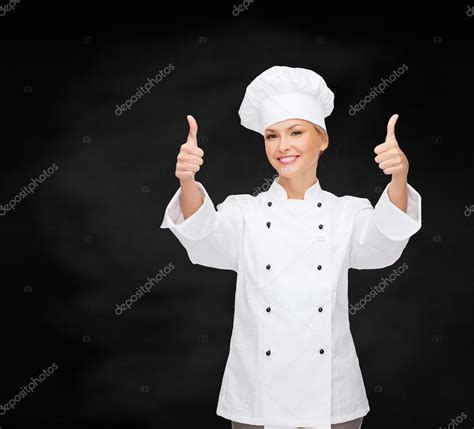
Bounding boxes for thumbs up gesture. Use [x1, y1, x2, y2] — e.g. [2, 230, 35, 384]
[373, 114, 409, 178]
[175, 115, 204, 183]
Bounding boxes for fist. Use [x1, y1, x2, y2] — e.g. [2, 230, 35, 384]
[373, 114, 409, 178]
[175, 115, 204, 183]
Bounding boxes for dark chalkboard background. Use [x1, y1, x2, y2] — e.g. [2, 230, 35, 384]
[0, 1, 472, 428]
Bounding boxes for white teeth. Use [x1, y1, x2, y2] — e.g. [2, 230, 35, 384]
[278, 156, 298, 164]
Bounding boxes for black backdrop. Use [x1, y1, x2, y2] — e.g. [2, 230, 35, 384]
[1, 1, 473, 428]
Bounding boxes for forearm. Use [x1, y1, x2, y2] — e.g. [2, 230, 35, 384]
[180, 180, 204, 220]
[387, 175, 408, 213]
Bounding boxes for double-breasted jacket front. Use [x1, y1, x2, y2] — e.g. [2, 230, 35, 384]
[160, 176, 422, 429]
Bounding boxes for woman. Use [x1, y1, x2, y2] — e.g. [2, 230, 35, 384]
[160, 66, 422, 429]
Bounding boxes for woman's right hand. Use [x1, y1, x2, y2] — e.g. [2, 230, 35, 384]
[175, 115, 204, 183]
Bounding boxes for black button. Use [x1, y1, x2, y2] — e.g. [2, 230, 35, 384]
[268, 202, 272, 207]
[318, 307, 323, 312]
[319, 349, 324, 354]
[318, 224, 323, 229]
[317, 265, 322, 270]
[266, 307, 271, 312]
[266, 264, 271, 270]
[317, 202, 322, 207]
[266, 221, 271, 228]
[266, 350, 271, 356]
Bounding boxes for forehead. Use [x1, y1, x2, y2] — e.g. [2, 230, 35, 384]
[264, 118, 311, 132]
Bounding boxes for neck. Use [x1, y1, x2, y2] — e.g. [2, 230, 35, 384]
[277, 172, 318, 200]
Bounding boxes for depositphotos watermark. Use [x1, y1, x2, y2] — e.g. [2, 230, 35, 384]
[232, 0, 255, 16]
[114, 63, 175, 116]
[251, 173, 279, 197]
[250, 167, 294, 197]
[0, 163, 59, 216]
[348, 64, 408, 116]
[0, 0, 21, 17]
[0, 362, 58, 415]
[439, 411, 467, 429]
[231, 360, 292, 412]
[349, 262, 408, 315]
[115, 263, 175, 315]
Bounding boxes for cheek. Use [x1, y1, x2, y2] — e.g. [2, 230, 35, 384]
[300, 138, 317, 156]
[297, 141, 319, 166]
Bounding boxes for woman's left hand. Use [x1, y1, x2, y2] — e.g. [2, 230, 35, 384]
[373, 114, 409, 179]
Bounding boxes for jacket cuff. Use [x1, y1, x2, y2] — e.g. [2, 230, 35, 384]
[160, 181, 217, 240]
[373, 182, 422, 241]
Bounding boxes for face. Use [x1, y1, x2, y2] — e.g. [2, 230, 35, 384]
[263, 118, 329, 178]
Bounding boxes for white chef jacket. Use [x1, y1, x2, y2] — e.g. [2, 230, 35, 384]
[160, 176, 422, 429]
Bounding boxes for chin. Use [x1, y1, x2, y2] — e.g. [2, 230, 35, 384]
[275, 164, 302, 177]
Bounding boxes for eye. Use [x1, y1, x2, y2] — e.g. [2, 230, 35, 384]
[265, 134, 277, 140]
[291, 130, 303, 136]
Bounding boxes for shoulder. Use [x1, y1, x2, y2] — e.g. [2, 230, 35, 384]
[193, 181, 254, 212]
[216, 193, 255, 212]
[321, 188, 373, 213]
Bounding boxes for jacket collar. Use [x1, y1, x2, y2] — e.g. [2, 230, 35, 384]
[267, 175, 323, 202]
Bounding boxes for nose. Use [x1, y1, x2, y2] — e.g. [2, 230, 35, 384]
[277, 135, 292, 151]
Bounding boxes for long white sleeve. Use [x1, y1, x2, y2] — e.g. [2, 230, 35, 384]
[349, 182, 422, 270]
[160, 181, 246, 272]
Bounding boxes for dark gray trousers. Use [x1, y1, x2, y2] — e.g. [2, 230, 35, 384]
[231, 416, 364, 429]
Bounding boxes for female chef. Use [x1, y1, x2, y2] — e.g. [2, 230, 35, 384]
[160, 66, 422, 429]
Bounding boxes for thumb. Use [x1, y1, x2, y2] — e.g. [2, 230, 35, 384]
[386, 114, 399, 141]
[187, 114, 198, 146]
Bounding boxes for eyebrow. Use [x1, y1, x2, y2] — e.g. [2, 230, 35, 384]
[265, 123, 304, 133]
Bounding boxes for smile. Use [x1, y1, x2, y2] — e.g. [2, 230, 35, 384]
[277, 155, 300, 164]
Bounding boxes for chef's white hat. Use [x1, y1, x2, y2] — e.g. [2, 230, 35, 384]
[238, 65, 334, 137]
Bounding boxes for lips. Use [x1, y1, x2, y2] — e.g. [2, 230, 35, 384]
[277, 155, 300, 165]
